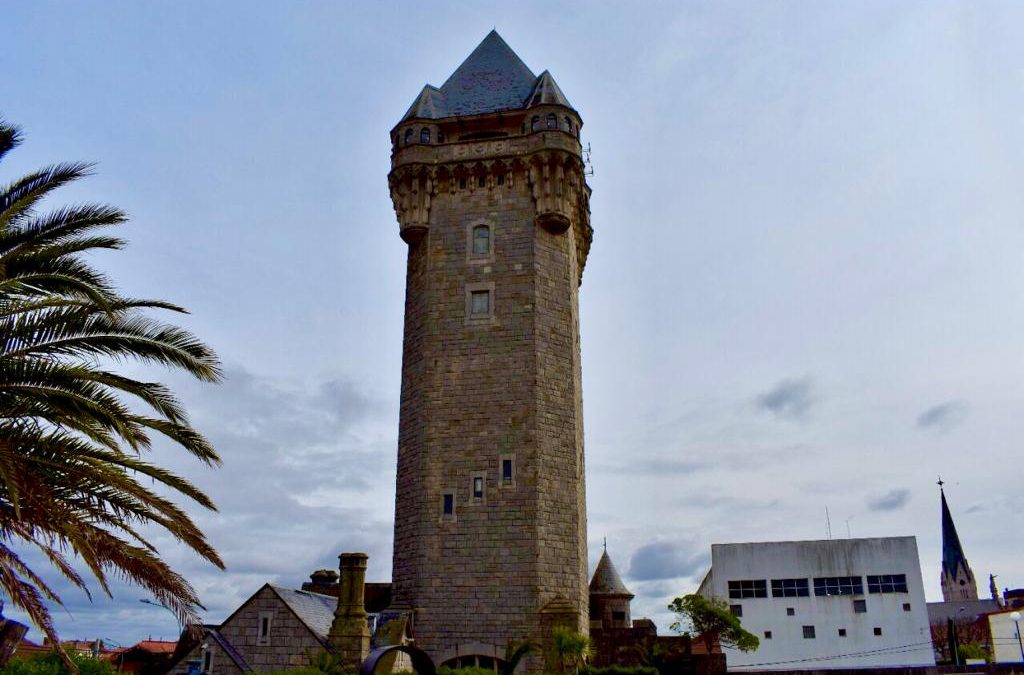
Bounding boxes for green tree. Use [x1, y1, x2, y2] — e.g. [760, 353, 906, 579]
[0, 121, 223, 653]
[667, 594, 759, 654]
[1, 651, 116, 675]
[551, 626, 591, 675]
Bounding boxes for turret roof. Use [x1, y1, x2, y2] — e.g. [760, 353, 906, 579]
[400, 30, 574, 121]
[589, 550, 634, 597]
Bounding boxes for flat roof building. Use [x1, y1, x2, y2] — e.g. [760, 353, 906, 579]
[698, 537, 935, 671]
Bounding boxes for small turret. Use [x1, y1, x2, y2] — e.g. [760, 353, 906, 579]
[589, 547, 634, 629]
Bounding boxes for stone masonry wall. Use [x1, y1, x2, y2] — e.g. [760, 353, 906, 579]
[390, 127, 590, 666]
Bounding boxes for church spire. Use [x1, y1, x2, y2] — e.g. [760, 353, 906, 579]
[939, 484, 978, 602]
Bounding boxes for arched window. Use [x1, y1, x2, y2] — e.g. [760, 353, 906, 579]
[531, 116, 540, 132]
[546, 113, 557, 129]
[437, 131, 445, 143]
[472, 225, 490, 255]
[564, 116, 573, 133]
[420, 128, 431, 143]
[404, 128, 413, 144]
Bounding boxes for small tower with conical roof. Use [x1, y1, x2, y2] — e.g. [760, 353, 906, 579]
[589, 547, 634, 629]
[939, 485, 979, 601]
[388, 31, 592, 670]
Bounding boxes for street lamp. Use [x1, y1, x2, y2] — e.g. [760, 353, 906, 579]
[1011, 611, 1024, 663]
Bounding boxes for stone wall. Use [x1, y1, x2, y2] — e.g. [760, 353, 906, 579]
[389, 121, 591, 667]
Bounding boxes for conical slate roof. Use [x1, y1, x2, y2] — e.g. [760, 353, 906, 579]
[941, 489, 970, 577]
[526, 70, 572, 109]
[400, 30, 574, 121]
[590, 550, 634, 597]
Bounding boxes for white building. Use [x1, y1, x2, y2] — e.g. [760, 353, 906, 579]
[698, 537, 935, 671]
[987, 608, 1024, 664]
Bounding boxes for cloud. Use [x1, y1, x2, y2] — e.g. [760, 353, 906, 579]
[755, 377, 816, 420]
[866, 488, 910, 512]
[916, 401, 968, 433]
[10, 365, 399, 645]
[628, 540, 709, 582]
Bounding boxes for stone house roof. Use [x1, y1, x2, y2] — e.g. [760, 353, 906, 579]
[267, 585, 337, 641]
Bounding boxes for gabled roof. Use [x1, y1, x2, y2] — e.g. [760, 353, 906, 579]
[941, 489, 971, 578]
[400, 30, 575, 122]
[526, 70, 572, 109]
[269, 585, 337, 641]
[589, 550, 634, 598]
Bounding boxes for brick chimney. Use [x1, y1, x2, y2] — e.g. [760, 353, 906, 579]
[328, 553, 370, 669]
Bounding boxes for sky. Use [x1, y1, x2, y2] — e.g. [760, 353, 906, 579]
[4, 0, 1024, 647]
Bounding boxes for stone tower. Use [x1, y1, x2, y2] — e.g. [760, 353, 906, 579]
[387, 31, 592, 668]
[939, 487, 979, 602]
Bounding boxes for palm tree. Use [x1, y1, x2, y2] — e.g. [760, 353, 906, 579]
[0, 120, 224, 655]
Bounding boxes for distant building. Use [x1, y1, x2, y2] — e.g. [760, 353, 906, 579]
[926, 487, 998, 662]
[108, 640, 177, 675]
[697, 537, 935, 671]
[986, 607, 1024, 664]
[167, 584, 341, 675]
[938, 487, 979, 602]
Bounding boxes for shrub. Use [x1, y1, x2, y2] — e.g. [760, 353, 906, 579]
[2, 653, 116, 675]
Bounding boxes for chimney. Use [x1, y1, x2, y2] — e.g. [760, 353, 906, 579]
[328, 553, 370, 669]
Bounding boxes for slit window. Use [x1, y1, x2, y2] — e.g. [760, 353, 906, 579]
[497, 173, 505, 186]
[867, 574, 908, 593]
[546, 113, 557, 129]
[257, 612, 272, 645]
[202, 649, 212, 673]
[814, 576, 863, 596]
[502, 458, 513, 482]
[728, 579, 767, 599]
[472, 476, 484, 499]
[472, 225, 490, 255]
[565, 116, 572, 133]
[442, 493, 454, 517]
[459, 177, 467, 190]
[478, 174, 486, 188]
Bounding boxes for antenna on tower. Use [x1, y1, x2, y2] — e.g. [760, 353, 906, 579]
[582, 142, 594, 177]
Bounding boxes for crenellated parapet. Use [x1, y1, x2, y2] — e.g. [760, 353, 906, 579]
[388, 131, 592, 281]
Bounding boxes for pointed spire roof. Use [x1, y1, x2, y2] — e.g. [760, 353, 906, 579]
[589, 550, 634, 598]
[437, 30, 536, 117]
[402, 85, 445, 121]
[400, 30, 576, 122]
[526, 70, 573, 109]
[941, 488, 970, 578]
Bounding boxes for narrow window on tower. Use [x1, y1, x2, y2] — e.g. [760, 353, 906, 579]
[502, 458, 513, 482]
[471, 291, 489, 315]
[478, 174, 486, 188]
[546, 113, 557, 129]
[465, 282, 495, 323]
[564, 116, 573, 133]
[441, 493, 455, 521]
[404, 128, 413, 144]
[531, 116, 540, 131]
[472, 225, 490, 255]
[472, 475, 484, 500]
[420, 128, 431, 143]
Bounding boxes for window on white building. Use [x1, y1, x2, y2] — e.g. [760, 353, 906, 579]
[803, 625, 816, 639]
[772, 578, 810, 597]
[853, 599, 867, 613]
[728, 579, 767, 599]
[867, 574, 908, 593]
[813, 576, 863, 596]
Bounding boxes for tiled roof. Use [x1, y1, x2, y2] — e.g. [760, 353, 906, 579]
[401, 30, 574, 121]
[589, 550, 634, 597]
[270, 586, 337, 641]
